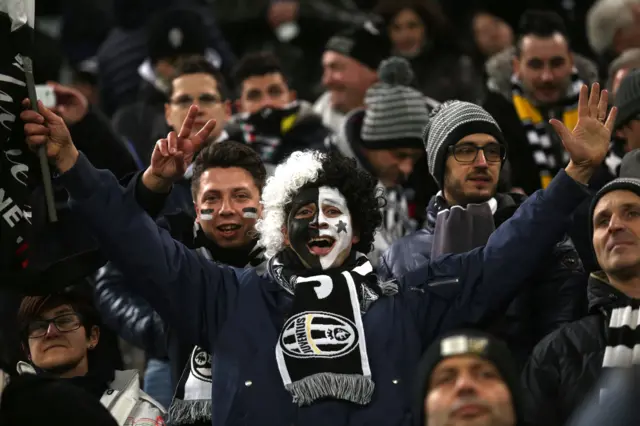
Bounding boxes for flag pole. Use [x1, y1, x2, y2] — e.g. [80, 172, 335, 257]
[19, 1, 57, 223]
[23, 58, 57, 222]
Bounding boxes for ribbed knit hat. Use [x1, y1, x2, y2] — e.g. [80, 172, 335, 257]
[614, 69, 640, 131]
[360, 57, 429, 149]
[423, 100, 506, 187]
[413, 329, 524, 426]
[325, 21, 391, 71]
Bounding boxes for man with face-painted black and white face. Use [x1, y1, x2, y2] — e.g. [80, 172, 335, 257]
[286, 186, 356, 270]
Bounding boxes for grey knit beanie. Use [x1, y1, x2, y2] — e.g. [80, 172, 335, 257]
[614, 69, 640, 131]
[360, 57, 429, 149]
[423, 100, 506, 187]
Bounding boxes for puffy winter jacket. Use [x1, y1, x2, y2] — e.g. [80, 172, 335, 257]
[521, 273, 633, 426]
[379, 192, 586, 367]
[94, 266, 167, 358]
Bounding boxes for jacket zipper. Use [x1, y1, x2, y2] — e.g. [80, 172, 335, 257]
[428, 277, 460, 287]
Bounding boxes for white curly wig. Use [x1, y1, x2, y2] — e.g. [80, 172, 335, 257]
[256, 150, 327, 259]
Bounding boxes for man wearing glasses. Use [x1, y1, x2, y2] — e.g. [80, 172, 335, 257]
[380, 100, 585, 368]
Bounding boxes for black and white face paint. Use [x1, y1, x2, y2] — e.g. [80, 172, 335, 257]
[287, 186, 354, 270]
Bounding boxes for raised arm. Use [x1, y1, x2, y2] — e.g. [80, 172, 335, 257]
[21, 101, 232, 348]
[416, 83, 617, 332]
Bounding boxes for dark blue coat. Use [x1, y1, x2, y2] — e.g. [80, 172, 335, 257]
[379, 192, 586, 367]
[60, 153, 589, 426]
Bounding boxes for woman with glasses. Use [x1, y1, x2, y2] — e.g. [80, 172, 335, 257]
[15, 287, 166, 426]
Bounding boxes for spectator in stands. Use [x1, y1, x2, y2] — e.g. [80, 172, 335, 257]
[96, 0, 172, 116]
[484, 10, 599, 195]
[522, 150, 640, 426]
[587, 0, 640, 66]
[331, 57, 428, 265]
[97, 141, 268, 426]
[120, 57, 231, 217]
[415, 330, 522, 426]
[380, 100, 585, 366]
[607, 48, 640, 97]
[16, 287, 166, 424]
[227, 52, 331, 172]
[471, 7, 515, 60]
[45, 82, 139, 177]
[313, 22, 390, 133]
[376, 0, 483, 103]
[111, 8, 228, 161]
[613, 69, 640, 152]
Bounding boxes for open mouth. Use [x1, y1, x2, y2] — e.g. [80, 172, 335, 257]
[217, 224, 242, 236]
[306, 237, 336, 256]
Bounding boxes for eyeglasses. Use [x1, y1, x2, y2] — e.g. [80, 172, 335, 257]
[170, 93, 221, 109]
[26, 313, 83, 339]
[448, 143, 506, 164]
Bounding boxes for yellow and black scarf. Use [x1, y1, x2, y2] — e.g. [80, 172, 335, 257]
[512, 71, 582, 188]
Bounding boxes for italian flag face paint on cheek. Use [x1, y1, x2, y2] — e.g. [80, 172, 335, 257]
[200, 209, 214, 221]
[242, 207, 259, 219]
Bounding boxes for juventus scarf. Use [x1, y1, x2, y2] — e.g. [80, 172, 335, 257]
[273, 254, 384, 406]
[169, 224, 266, 424]
[169, 346, 212, 425]
[511, 70, 582, 189]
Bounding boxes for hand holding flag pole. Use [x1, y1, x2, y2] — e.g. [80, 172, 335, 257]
[3, 0, 57, 222]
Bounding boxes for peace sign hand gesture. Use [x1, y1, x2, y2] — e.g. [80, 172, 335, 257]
[142, 105, 216, 192]
[550, 83, 617, 183]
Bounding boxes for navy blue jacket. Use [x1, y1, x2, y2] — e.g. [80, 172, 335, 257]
[379, 193, 586, 366]
[60, 153, 589, 426]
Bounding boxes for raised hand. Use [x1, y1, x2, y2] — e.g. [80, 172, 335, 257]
[142, 105, 216, 192]
[21, 99, 79, 172]
[47, 81, 89, 125]
[550, 83, 617, 173]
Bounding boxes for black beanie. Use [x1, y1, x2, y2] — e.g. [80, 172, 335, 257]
[414, 330, 524, 426]
[614, 69, 640, 131]
[0, 374, 119, 426]
[325, 21, 391, 71]
[146, 7, 208, 64]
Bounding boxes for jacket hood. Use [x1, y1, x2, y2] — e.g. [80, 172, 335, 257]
[485, 46, 599, 102]
[332, 108, 368, 170]
[587, 272, 634, 313]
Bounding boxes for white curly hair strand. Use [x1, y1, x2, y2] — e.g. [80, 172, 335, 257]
[256, 150, 327, 259]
